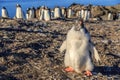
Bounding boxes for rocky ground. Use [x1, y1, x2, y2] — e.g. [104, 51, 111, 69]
[70, 4, 120, 19]
[0, 19, 120, 80]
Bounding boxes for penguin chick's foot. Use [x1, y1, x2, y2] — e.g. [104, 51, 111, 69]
[84, 70, 92, 76]
[65, 67, 74, 72]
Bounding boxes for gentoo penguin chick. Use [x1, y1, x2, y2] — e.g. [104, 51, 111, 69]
[15, 4, 24, 19]
[60, 19, 100, 76]
[1, 7, 9, 18]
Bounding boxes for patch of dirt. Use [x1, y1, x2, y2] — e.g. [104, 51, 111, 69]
[0, 19, 120, 80]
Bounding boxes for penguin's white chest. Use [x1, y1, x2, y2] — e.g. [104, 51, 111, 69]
[81, 10, 85, 18]
[16, 7, 23, 18]
[29, 9, 33, 18]
[68, 29, 89, 57]
[67, 9, 73, 18]
[54, 8, 61, 18]
[26, 13, 29, 19]
[40, 9, 44, 20]
[2, 9, 8, 18]
[44, 10, 51, 21]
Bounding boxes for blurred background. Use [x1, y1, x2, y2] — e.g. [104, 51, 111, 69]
[0, 0, 120, 18]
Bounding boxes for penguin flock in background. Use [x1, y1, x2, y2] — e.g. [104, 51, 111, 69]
[1, 4, 119, 21]
[0, 4, 90, 21]
[76, 7, 91, 21]
[1, 3, 120, 77]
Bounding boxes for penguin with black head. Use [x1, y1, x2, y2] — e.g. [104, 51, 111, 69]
[1, 7, 9, 18]
[15, 4, 24, 19]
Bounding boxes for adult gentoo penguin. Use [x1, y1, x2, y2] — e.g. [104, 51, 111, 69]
[67, 7, 73, 18]
[61, 7, 67, 18]
[15, 4, 24, 19]
[44, 8, 51, 21]
[76, 10, 81, 18]
[31, 7, 36, 18]
[26, 8, 30, 19]
[35, 7, 41, 19]
[50, 9, 54, 19]
[81, 8, 85, 19]
[60, 19, 100, 76]
[1, 7, 9, 18]
[39, 6, 45, 20]
[28, 7, 35, 19]
[54, 6, 61, 19]
[108, 12, 113, 20]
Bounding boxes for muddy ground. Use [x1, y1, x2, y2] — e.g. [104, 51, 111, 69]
[0, 19, 120, 80]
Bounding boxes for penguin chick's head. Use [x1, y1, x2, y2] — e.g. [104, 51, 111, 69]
[79, 18, 89, 34]
[75, 18, 84, 31]
[79, 18, 84, 28]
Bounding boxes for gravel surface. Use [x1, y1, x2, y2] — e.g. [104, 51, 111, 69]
[0, 19, 120, 80]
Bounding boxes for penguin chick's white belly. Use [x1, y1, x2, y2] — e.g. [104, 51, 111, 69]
[68, 39, 82, 59]
[68, 39, 89, 61]
[67, 38, 91, 72]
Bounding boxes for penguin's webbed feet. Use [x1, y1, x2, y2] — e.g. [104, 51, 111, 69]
[65, 67, 74, 72]
[84, 70, 92, 76]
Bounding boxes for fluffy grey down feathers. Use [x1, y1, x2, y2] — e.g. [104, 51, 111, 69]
[60, 25, 100, 73]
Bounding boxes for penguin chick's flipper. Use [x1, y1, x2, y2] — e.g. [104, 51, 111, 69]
[59, 40, 66, 53]
[65, 67, 74, 72]
[84, 70, 92, 76]
[89, 41, 101, 62]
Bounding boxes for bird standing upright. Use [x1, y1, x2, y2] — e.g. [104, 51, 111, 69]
[1, 7, 9, 18]
[15, 4, 24, 19]
[60, 19, 100, 76]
